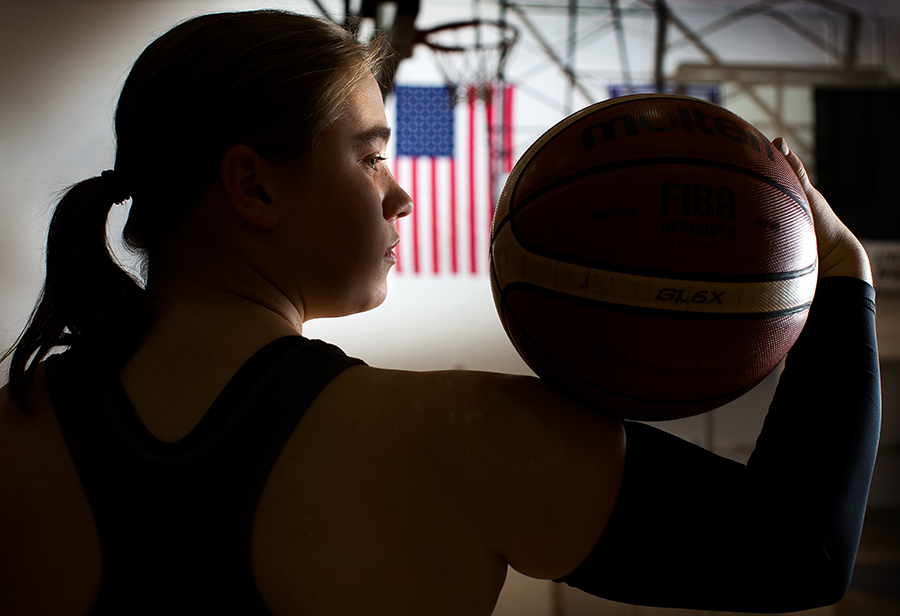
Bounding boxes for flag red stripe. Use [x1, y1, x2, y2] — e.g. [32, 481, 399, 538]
[431, 157, 439, 274]
[411, 157, 420, 273]
[449, 158, 458, 274]
[468, 88, 477, 275]
[486, 88, 496, 228]
[503, 84, 514, 174]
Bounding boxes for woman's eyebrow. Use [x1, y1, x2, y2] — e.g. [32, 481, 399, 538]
[353, 125, 392, 146]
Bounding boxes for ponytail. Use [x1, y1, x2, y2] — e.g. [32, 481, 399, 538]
[3, 174, 150, 411]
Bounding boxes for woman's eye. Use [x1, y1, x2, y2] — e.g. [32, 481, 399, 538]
[366, 155, 387, 169]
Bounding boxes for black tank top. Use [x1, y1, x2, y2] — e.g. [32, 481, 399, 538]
[45, 336, 365, 615]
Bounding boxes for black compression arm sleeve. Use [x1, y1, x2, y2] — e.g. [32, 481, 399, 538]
[557, 277, 881, 613]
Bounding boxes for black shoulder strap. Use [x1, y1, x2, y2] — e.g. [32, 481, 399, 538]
[46, 336, 365, 615]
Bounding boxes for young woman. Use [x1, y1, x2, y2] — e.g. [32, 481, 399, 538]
[0, 10, 880, 616]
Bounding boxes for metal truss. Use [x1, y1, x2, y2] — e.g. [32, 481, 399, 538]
[493, 0, 893, 161]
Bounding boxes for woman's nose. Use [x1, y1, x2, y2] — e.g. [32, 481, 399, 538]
[384, 170, 413, 221]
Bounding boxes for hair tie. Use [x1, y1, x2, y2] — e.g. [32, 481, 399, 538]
[101, 169, 131, 204]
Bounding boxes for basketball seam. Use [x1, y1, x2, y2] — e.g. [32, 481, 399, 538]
[502, 228, 819, 282]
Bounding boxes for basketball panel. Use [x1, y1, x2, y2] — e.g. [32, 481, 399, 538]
[507, 165, 816, 277]
[509, 96, 806, 215]
[500, 286, 807, 419]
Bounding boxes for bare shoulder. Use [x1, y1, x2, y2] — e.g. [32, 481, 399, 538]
[252, 364, 624, 614]
[0, 370, 100, 615]
[317, 365, 624, 457]
[345, 366, 627, 578]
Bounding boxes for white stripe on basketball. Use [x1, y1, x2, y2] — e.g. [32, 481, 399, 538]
[492, 222, 817, 315]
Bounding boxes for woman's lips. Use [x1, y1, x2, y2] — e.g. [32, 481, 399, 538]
[385, 238, 400, 263]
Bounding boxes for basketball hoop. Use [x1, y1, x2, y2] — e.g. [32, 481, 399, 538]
[417, 19, 519, 106]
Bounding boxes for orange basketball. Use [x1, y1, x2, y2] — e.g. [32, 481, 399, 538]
[490, 94, 817, 420]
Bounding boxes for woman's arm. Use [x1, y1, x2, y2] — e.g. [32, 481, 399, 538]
[557, 275, 879, 612]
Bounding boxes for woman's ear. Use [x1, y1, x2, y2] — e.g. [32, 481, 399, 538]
[219, 145, 280, 229]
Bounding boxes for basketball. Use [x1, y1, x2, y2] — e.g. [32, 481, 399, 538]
[490, 93, 817, 420]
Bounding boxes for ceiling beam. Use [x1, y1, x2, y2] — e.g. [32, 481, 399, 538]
[506, 1, 597, 104]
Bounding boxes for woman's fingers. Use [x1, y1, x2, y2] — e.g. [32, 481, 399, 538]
[773, 137, 873, 284]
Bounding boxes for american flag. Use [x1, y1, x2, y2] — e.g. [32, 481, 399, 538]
[391, 84, 514, 275]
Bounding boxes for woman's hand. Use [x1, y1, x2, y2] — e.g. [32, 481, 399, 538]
[773, 137, 873, 285]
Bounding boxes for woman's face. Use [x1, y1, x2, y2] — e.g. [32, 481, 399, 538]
[273, 75, 413, 321]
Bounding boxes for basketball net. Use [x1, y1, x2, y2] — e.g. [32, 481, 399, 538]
[420, 19, 518, 106]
